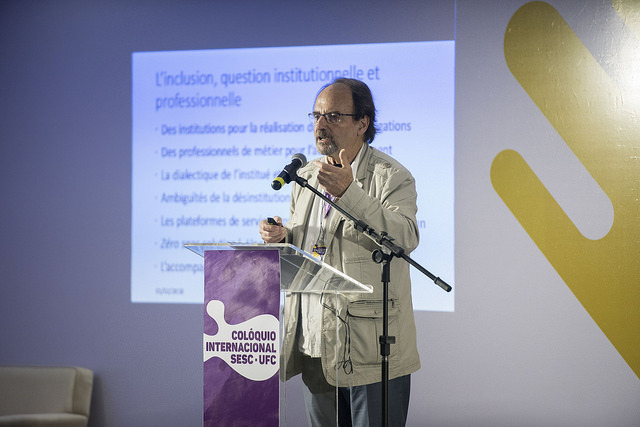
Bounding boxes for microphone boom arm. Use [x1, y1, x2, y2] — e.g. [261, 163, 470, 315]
[293, 174, 451, 292]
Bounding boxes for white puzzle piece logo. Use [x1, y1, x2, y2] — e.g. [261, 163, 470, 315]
[203, 300, 280, 381]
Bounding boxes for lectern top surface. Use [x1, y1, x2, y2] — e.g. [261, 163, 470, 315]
[185, 242, 373, 294]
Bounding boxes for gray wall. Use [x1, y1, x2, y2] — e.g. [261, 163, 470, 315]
[1, 1, 639, 426]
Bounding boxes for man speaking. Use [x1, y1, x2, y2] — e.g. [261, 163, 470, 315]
[259, 78, 420, 427]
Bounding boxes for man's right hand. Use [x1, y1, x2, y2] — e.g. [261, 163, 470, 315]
[259, 216, 287, 243]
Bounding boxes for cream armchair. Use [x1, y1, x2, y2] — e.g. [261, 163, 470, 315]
[0, 365, 93, 426]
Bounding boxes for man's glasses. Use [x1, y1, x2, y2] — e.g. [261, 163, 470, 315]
[308, 112, 357, 124]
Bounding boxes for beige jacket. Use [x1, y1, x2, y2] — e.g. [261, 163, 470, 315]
[282, 143, 421, 387]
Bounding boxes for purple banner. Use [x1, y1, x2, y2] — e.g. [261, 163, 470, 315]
[203, 249, 280, 427]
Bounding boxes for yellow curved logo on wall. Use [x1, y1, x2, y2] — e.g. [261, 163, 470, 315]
[494, 1, 640, 379]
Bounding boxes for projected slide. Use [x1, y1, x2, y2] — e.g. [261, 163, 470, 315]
[131, 41, 454, 310]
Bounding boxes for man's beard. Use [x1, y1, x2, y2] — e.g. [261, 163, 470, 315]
[316, 131, 338, 155]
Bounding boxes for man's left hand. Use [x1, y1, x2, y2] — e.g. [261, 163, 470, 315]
[315, 149, 353, 197]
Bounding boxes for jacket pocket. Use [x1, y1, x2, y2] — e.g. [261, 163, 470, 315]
[346, 299, 398, 367]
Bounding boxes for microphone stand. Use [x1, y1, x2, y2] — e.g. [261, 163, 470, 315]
[293, 174, 452, 427]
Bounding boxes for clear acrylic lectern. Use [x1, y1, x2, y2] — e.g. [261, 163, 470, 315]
[186, 242, 373, 426]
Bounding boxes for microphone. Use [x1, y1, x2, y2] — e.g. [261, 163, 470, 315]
[271, 153, 307, 190]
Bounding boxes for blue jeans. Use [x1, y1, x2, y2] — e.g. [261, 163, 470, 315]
[300, 356, 411, 427]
